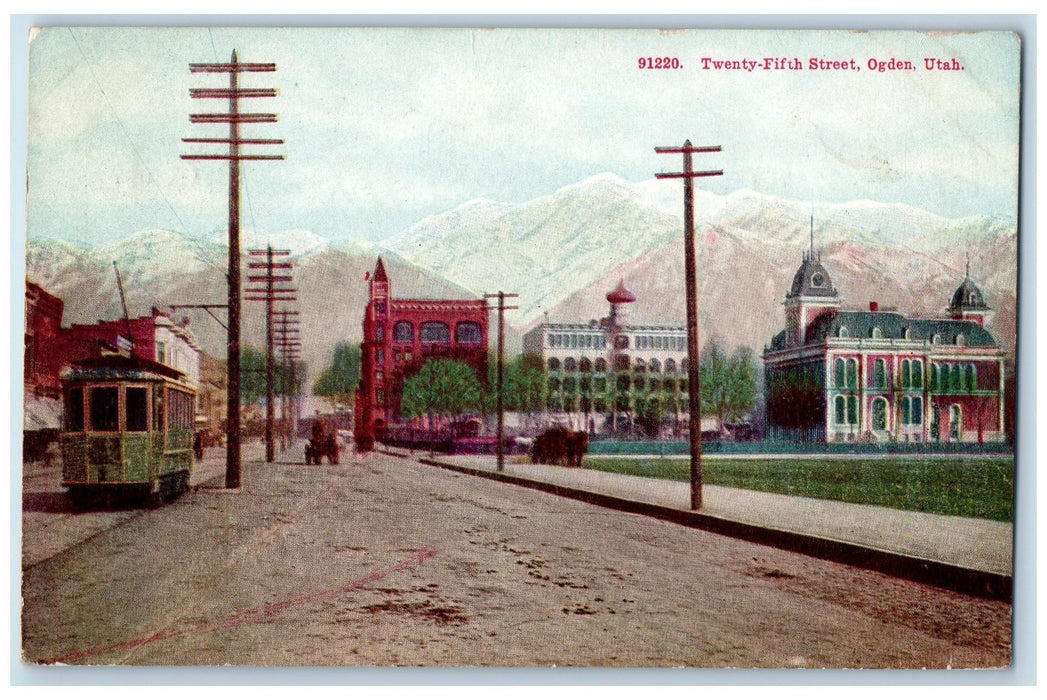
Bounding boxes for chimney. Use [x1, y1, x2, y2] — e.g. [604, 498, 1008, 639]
[869, 301, 879, 312]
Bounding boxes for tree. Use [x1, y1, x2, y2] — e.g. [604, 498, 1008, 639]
[240, 346, 267, 406]
[400, 358, 484, 423]
[312, 343, 361, 406]
[700, 339, 758, 437]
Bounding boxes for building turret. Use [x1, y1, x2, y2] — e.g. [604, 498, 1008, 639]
[948, 260, 992, 327]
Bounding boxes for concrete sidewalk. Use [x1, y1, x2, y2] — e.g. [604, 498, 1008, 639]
[396, 450, 1012, 600]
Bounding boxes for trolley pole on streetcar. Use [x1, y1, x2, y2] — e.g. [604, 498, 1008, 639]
[485, 292, 518, 472]
[655, 139, 722, 510]
[182, 50, 284, 488]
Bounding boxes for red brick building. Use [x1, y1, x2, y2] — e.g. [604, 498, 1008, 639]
[354, 257, 489, 449]
[763, 251, 1007, 444]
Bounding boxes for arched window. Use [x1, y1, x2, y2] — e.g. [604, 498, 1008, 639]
[912, 360, 923, 388]
[835, 395, 846, 424]
[950, 404, 962, 440]
[931, 405, 941, 440]
[633, 376, 645, 390]
[874, 359, 887, 389]
[911, 397, 923, 425]
[872, 327, 883, 340]
[664, 358, 677, 374]
[420, 321, 450, 344]
[579, 357, 592, 373]
[614, 355, 630, 372]
[929, 363, 939, 391]
[394, 321, 413, 344]
[595, 358, 608, 373]
[956, 333, 966, 346]
[374, 322, 384, 343]
[901, 359, 911, 388]
[901, 397, 911, 425]
[649, 359, 661, 373]
[872, 397, 889, 431]
[966, 364, 977, 391]
[932, 333, 942, 344]
[547, 358, 560, 372]
[455, 322, 482, 345]
[847, 396, 858, 425]
[563, 357, 577, 372]
[615, 335, 629, 350]
[846, 358, 858, 389]
[839, 326, 849, 338]
[548, 377, 560, 392]
[951, 364, 962, 392]
[633, 358, 646, 373]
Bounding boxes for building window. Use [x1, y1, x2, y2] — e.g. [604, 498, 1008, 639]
[664, 358, 676, 374]
[547, 358, 560, 372]
[931, 405, 941, 440]
[872, 397, 889, 431]
[595, 358, 608, 373]
[871, 359, 887, 387]
[929, 363, 939, 391]
[834, 358, 845, 388]
[951, 364, 963, 392]
[420, 321, 450, 344]
[871, 327, 883, 339]
[564, 357, 577, 372]
[375, 349, 384, 366]
[847, 396, 858, 424]
[649, 359, 661, 373]
[956, 333, 966, 346]
[579, 357, 592, 372]
[950, 404, 962, 440]
[615, 335, 629, 350]
[911, 397, 923, 425]
[835, 395, 846, 424]
[156, 342, 167, 364]
[376, 390, 385, 404]
[456, 322, 483, 345]
[394, 321, 413, 344]
[912, 360, 923, 388]
[901, 359, 911, 388]
[839, 326, 849, 338]
[375, 302, 386, 315]
[932, 333, 942, 344]
[614, 355, 630, 372]
[846, 358, 858, 389]
[374, 323, 384, 343]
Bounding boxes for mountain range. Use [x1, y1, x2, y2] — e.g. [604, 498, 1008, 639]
[25, 173, 1018, 385]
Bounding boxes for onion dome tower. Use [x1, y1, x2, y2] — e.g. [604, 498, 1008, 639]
[948, 258, 992, 327]
[606, 278, 637, 328]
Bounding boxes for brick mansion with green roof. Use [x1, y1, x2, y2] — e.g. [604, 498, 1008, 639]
[763, 249, 1006, 444]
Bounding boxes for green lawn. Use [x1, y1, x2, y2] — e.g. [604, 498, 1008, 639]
[582, 456, 1015, 522]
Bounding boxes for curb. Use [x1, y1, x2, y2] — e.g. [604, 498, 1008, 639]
[398, 451, 1011, 603]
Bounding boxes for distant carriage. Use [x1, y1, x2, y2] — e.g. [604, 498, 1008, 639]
[60, 355, 197, 508]
[530, 427, 588, 467]
[305, 419, 340, 465]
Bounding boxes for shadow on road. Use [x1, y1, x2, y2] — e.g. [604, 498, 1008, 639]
[22, 491, 74, 514]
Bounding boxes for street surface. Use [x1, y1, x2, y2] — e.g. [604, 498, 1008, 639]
[21, 444, 1010, 668]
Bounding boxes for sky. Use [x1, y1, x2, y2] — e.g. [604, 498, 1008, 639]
[24, 26, 1021, 248]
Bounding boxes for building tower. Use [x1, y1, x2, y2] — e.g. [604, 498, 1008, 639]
[784, 220, 841, 346]
[947, 259, 993, 327]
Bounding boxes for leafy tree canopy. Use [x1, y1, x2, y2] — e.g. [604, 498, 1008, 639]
[401, 358, 484, 420]
[312, 343, 362, 404]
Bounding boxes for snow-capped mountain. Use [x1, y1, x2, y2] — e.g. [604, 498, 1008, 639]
[25, 172, 1019, 386]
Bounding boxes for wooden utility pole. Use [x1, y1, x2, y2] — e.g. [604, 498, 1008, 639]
[273, 310, 301, 448]
[655, 140, 722, 510]
[484, 292, 518, 472]
[182, 50, 283, 488]
[246, 247, 295, 462]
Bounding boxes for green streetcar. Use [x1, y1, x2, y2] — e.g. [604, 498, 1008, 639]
[61, 355, 198, 508]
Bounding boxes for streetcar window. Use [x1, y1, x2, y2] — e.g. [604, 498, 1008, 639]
[126, 387, 148, 432]
[66, 388, 84, 431]
[89, 387, 119, 431]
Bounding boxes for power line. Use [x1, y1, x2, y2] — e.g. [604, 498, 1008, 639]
[64, 28, 225, 276]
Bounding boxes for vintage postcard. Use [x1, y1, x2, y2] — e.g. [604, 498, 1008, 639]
[20, 25, 1020, 672]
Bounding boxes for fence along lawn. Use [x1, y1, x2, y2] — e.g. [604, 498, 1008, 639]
[581, 456, 1015, 522]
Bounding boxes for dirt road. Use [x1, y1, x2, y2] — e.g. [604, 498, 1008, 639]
[21, 448, 1010, 668]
